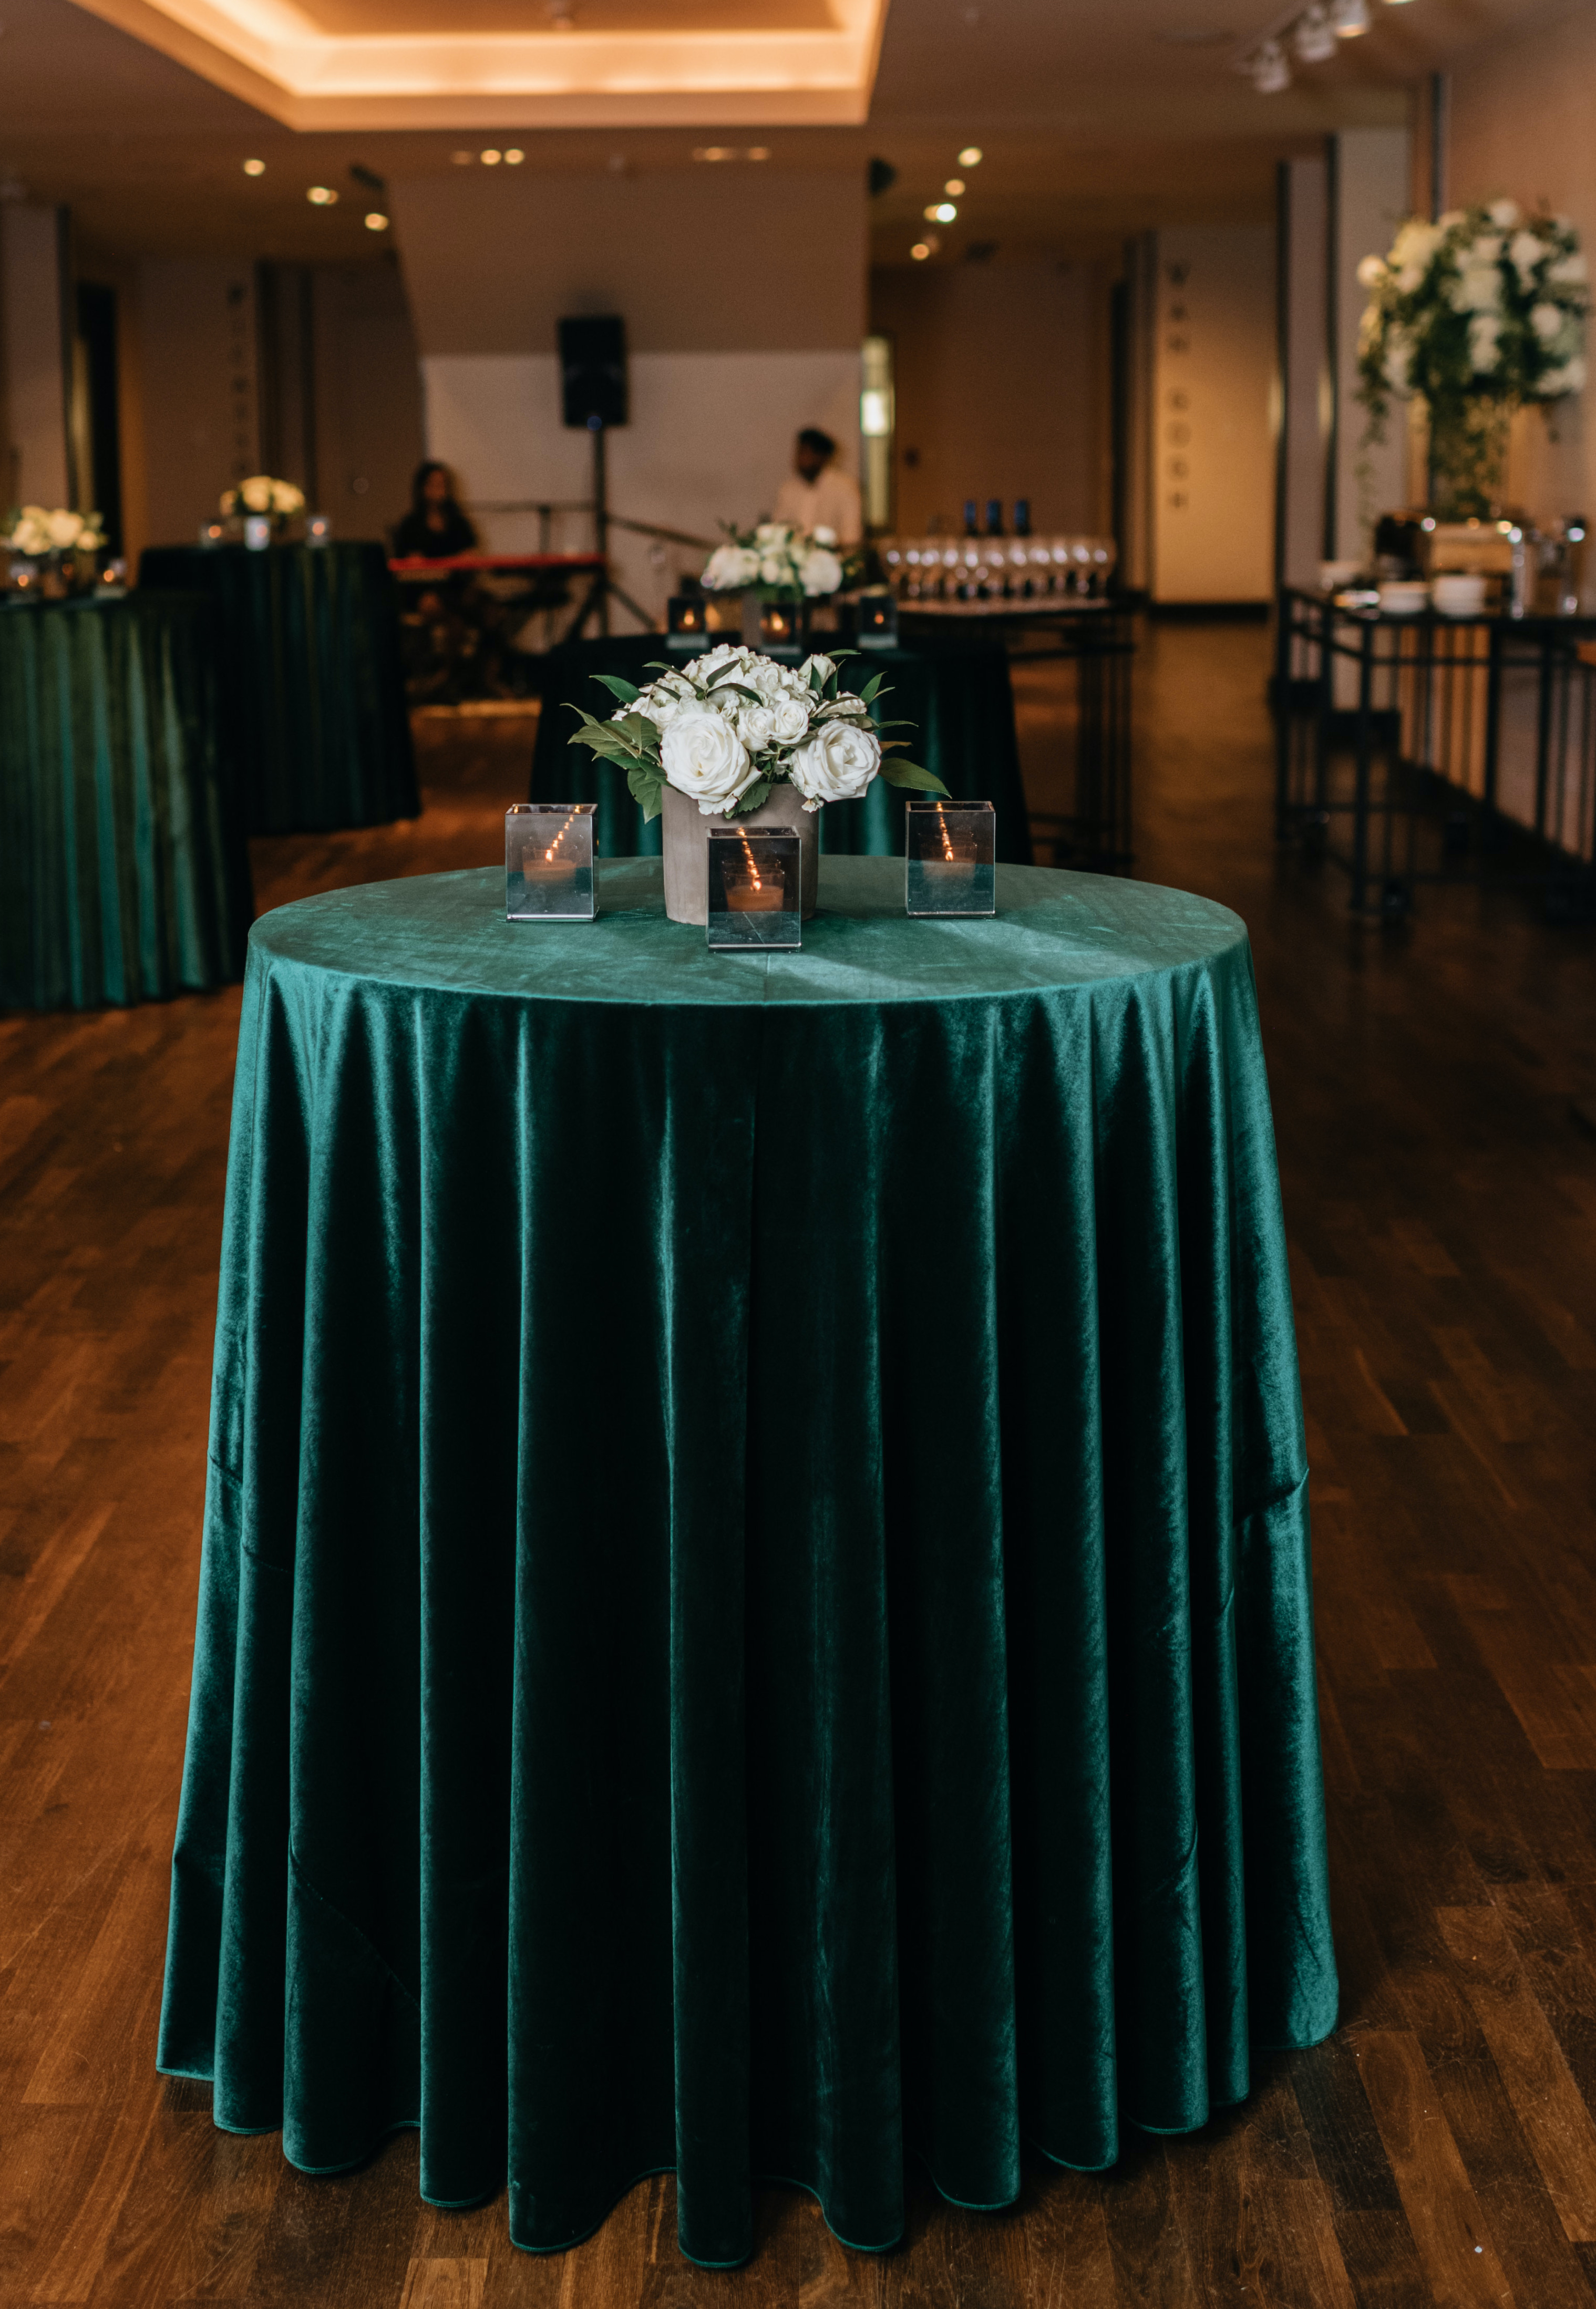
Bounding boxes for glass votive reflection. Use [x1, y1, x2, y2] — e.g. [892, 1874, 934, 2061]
[199, 522, 227, 549]
[306, 515, 332, 548]
[905, 798, 996, 916]
[857, 592, 898, 649]
[506, 801, 596, 920]
[707, 824, 801, 950]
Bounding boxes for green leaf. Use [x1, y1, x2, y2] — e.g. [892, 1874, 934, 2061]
[730, 779, 774, 816]
[591, 673, 641, 705]
[858, 672, 886, 704]
[627, 766, 666, 820]
[878, 756, 950, 796]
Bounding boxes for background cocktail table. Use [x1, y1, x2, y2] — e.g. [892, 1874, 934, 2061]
[159, 855, 1336, 2267]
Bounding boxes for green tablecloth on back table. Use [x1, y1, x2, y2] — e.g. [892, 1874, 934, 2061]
[138, 541, 418, 836]
[530, 634, 1033, 864]
[1, 593, 252, 1011]
[159, 856, 1336, 2268]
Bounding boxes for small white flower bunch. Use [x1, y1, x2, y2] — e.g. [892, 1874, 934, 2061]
[220, 475, 306, 519]
[567, 643, 947, 820]
[1356, 198, 1589, 417]
[5, 504, 107, 558]
[701, 520, 854, 601]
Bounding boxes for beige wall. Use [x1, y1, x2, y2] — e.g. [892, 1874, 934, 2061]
[392, 160, 867, 622]
[1150, 223, 1275, 604]
[136, 257, 259, 550]
[2, 206, 70, 511]
[1449, 2, 1596, 522]
[868, 259, 1110, 539]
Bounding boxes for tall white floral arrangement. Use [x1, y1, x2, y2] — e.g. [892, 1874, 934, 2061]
[1356, 199, 1589, 517]
[5, 505, 107, 558]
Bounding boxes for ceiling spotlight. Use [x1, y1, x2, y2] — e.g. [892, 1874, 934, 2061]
[504, 148, 524, 162]
[307, 184, 338, 204]
[944, 177, 965, 195]
[925, 200, 957, 222]
[911, 241, 932, 261]
[1250, 39, 1291, 87]
[451, 150, 473, 164]
[1294, 5, 1337, 58]
[746, 146, 770, 160]
[242, 158, 265, 176]
[694, 145, 735, 162]
[480, 149, 501, 164]
[548, 0, 574, 22]
[958, 146, 983, 167]
[1331, 0, 1370, 33]
[365, 211, 389, 231]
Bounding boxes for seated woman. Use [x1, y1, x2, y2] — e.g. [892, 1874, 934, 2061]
[392, 461, 479, 560]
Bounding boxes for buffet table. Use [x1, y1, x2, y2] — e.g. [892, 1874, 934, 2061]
[1, 593, 251, 1011]
[530, 635, 1033, 864]
[159, 857, 1336, 2266]
[138, 542, 418, 835]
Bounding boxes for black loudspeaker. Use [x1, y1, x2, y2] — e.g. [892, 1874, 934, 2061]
[558, 315, 627, 429]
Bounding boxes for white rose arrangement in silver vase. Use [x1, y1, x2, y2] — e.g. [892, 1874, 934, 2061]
[220, 475, 307, 526]
[566, 644, 949, 924]
[701, 522, 858, 601]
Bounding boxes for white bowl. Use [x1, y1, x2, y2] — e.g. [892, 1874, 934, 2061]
[1378, 581, 1430, 616]
[1432, 573, 1488, 617]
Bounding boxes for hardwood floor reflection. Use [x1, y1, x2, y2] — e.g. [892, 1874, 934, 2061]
[5, 630, 1596, 2305]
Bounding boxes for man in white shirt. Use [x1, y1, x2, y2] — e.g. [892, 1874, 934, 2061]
[771, 428, 863, 547]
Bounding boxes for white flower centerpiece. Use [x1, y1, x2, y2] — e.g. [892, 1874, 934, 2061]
[1356, 200, 1589, 518]
[4, 505, 108, 595]
[220, 475, 306, 532]
[567, 642, 947, 924]
[701, 521, 858, 603]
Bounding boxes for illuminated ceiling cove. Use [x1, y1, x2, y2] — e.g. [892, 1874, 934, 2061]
[66, 0, 891, 127]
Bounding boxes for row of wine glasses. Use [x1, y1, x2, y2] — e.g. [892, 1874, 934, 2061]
[878, 535, 1118, 602]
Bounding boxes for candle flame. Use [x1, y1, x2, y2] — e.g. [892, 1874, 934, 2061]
[936, 802, 955, 861]
[739, 828, 763, 892]
[543, 804, 581, 863]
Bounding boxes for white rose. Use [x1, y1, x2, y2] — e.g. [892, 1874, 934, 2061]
[811, 523, 838, 546]
[1451, 267, 1501, 313]
[47, 509, 84, 548]
[661, 708, 757, 814]
[738, 702, 776, 748]
[240, 475, 274, 512]
[786, 719, 881, 811]
[1489, 198, 1521, 230]
[1550, 253, 1588, 286]
[1508, 230, 1547, 281]
[1531, 302, 1565, 339]
[758, 556, 788, 586]
[1468, 313, 1502, 372]
[702, 544, 747, 590]
[767, 694, 810, 745]
[1542, 357, 1587, 395]
[271, 480, 304, 514]
[636, 688, 686, 731]
[754, 521, 787, 544]
[799, 653, 837, 688]
[800, 548, 844, 597]
[1356, 254, 1387, 290]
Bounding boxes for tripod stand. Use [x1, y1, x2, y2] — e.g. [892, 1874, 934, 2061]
[562, 419, 715, 640]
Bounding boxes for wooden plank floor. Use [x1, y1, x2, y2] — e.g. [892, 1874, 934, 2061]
[5, 627, 1596, 2305]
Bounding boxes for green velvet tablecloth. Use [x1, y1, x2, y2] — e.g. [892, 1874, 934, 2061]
[530, 634, 1032, 865]
[1, 594, 252, 1011]
[159, 856, 1336, 2266]
[137, 542, 418, 836]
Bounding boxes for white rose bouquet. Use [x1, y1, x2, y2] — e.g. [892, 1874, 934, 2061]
[1356, 199, 1589, 517]
[5, 504, 107, 559]
[701, 520, 859, 601]
[220, 475, 306, 521]
[566, 643, 948, 819]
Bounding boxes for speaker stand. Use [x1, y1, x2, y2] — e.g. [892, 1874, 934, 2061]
[562, 420, 655, 643]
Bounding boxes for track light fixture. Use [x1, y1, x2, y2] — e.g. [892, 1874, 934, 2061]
[1293, 5, 1336, 60]
[1242, 0, 1412, 91]
[1331, 0, 1371, 33]
[1250, 38, 1291, 88]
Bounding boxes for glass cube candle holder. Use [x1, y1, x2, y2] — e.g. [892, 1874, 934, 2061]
[707, 825, 801, 951]
[506, 802, 596, 920]
[306, 514, 333, 548]
[666, 593, 709, 652]
[905, 798, 996, 916]
[243, 515, 272, 552]
[758, 600, 805, 658]
[856, 593, 899, 650]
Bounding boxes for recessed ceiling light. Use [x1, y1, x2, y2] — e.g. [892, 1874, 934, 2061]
[451, 150, 473, 164]
[944, 177, 965, 195]
[930, 201, 957, 223]
[694, 145, 735, 161]
[957, 146, 983, 166]
[504, 148, 524, 162]
[481, 149, 501, 164]
[307, 185, 338, 204]
[365, 211, 389, 230]
[242, 158, 265, 176]
[911, 241, 932, 261]
[746, 146, 770, 160]
[1332, 0, 1370, 34]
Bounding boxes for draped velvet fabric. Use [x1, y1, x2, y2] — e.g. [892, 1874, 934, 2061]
[138, 543, 418, 835]
[530, 636, 1032, 865]
[159, 857, 1337, 2267]
[0, 593, 252, 1011]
